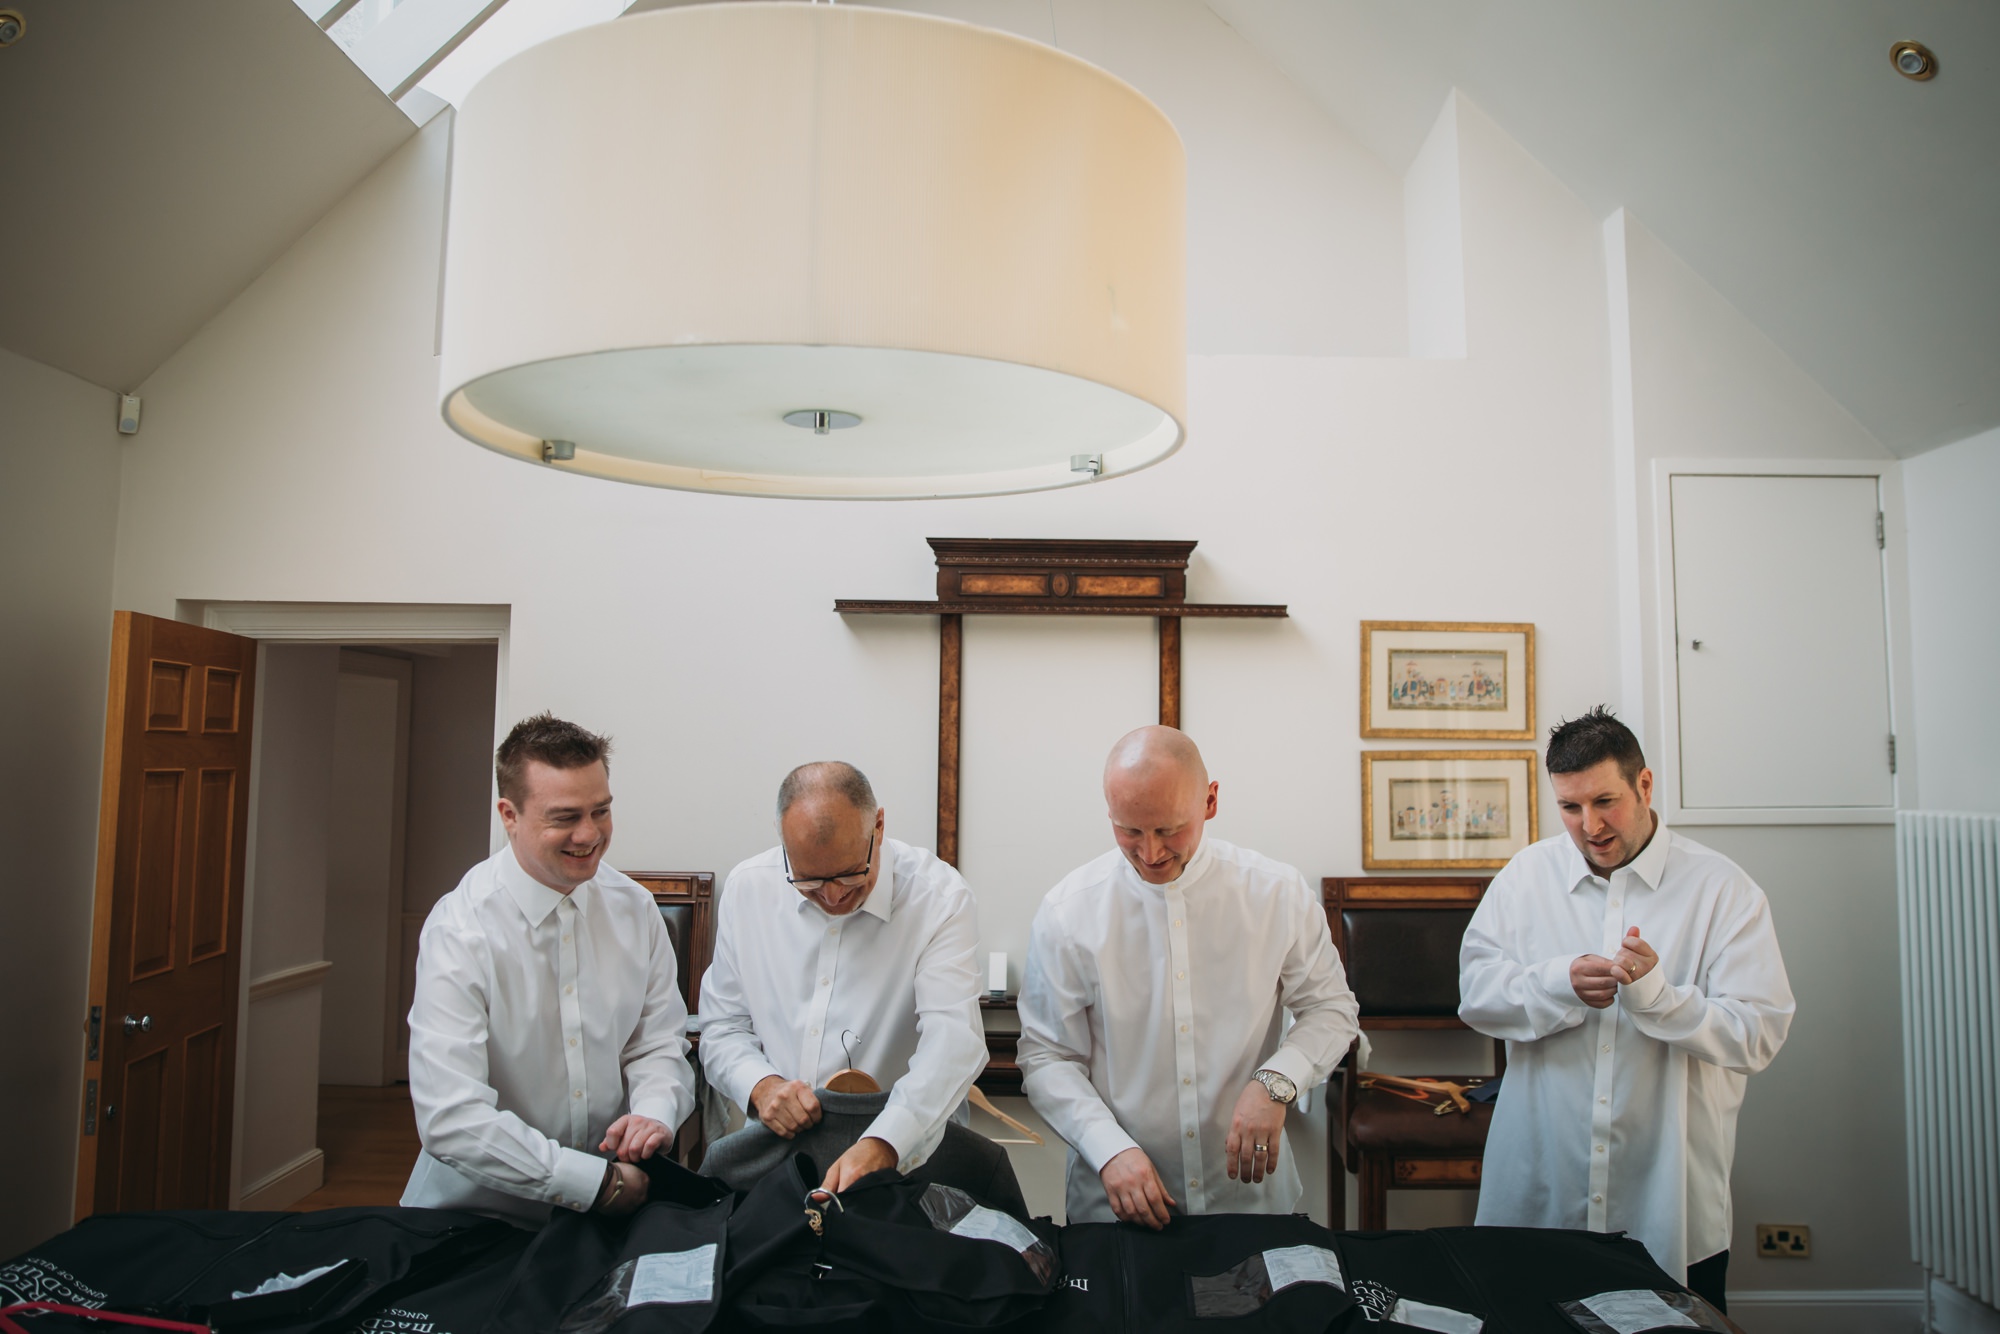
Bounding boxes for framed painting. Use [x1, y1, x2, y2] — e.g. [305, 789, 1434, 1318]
[1360, 621, 1534, 740]
[1361, 750, 1539, 870]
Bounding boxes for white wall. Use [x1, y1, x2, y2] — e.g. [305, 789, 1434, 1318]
[396, 645, 500, 1068]
[320, 665, 405, 1085]
[1608, 211, 1919, 1308]
[0, 349, 122, 1255]
[1904, 426, 2000, 816]
[237, 643, 338, 1206]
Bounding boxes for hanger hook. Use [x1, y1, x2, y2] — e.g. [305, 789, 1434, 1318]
[841, 1029, 860, 1068]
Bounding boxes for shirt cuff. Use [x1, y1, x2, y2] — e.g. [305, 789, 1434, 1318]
[1621, 961, 1671, 1012]
[862, 1104, 927, 1166]
[1076, 1121, 1143, 1175]
[1257, 1046, 1318, 1093]
[728, 1062, 787, 1115]
[1537, 955, 1584, 1009]
[550, 1147, 610, 1213]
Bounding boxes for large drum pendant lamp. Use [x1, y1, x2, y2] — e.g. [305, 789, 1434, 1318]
[438, 2, 1187, 499]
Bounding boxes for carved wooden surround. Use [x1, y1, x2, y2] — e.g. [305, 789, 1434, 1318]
[838, 539, 1287, 865]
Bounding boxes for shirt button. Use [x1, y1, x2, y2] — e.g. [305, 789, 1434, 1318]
[820, 977, 830, 987]
[562, 934, 571, 943]
[1176, 971, 1185, 980]
[1189, 1179, 1199, 1188]
[574, 1090, 583, 1099]
[555, 1195, 565, 1205]
[1595, 1144, 1604, 1153]
[1174, 919, 1183, 928]
[1594, 1194, 1603, 1204]
[569, 1038, 578, 1047]
[809, 1027, 819, 1036]
[1183, 1077, 1192, 1086]
[565, 985, 574, 995]
[1186, 1130, 1195, 1139]
[1599, 1097, 1607, 1105]
[1601, 1044, 1610, 1053]
[1180, 1025, 1189, 1033]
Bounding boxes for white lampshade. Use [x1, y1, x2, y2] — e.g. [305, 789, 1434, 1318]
[438, 2, 1186, 499]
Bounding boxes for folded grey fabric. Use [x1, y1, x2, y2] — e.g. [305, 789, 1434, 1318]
[701, 1087, 1030, 1219]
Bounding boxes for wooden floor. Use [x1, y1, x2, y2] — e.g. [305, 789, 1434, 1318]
[292, 1085, 421, 1210]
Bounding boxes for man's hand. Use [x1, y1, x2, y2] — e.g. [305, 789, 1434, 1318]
[600, 1114, 673, 1162]
[750, 1076, 822, 1138]
[1611, 927, 1659, 985]
[1100, 1147, 1178, 1230]
[819, 1137, 898, 1193]
[592, 1160, 648, 1216]
[1570, 953, 1624, 1008]
[1225, 1080, 1286, 1184]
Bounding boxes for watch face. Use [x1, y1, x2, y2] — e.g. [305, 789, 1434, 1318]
[1262, 1071, 1297, 1102]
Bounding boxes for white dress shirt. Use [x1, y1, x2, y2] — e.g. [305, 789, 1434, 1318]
[699, 837, 986, 1167]
[401, 845, 695, 1225]
[1017, 838, 1360, 1224]
[1459, 822, 1795, 1279]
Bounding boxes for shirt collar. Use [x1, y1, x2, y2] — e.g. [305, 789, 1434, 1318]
[790, 840, 897, 924]
[1120, 835, 1216, 893]
[1563, 813, 1672, 892]
[499, 843, 588, 926]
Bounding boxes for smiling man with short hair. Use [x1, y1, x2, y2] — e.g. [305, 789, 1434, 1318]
[1018, 726, 1359, 1228]
[699, 761, 986, 1193]
[402, 713, 694, 1225]
[1459, 706, 1795, 1313]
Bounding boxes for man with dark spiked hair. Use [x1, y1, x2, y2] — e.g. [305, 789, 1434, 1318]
[1459, 706, 1794, 1313]
[402, 713, 695, 1224]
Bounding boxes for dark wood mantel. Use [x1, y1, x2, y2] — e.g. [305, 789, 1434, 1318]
[837, 539, 1288, 865]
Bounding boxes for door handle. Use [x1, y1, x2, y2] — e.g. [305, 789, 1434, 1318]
[123, 1014, 152, 1034]
[1690, 639, 1703, 650]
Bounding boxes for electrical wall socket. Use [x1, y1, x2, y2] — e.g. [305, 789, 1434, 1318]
[1755, 1223, 1811, 1258]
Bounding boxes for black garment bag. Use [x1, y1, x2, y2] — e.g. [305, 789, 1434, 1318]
[484, 1159, 734, 1334]
[1043, 1214, 1360, 1334]
[1, 1209, 509, 1334]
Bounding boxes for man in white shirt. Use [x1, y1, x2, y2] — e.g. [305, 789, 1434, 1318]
[402, 714, 695, 1225]
[700, 761, 986, 1193]
[1459, 707, 1794, 1313]
[1018, 726, 1360, 1228]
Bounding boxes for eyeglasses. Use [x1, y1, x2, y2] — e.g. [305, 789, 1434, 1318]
[783, 831, 876, 893]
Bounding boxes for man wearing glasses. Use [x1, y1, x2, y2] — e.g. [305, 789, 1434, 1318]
[699, 761, 987, 1192]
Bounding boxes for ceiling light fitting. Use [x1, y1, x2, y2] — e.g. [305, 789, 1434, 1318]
[1890, 40, 1936, 81]
[0, 10, 25, 47]
[438, 3, 1186, 499]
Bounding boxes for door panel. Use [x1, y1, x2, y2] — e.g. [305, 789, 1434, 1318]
[1669, 474, 1894, 809]
[79, 612, 256, 1218]
[117, 1047, 168, 1211]
[132, 771, 183, 979]
[189, 770, 234, 962]
[177, 1025, 225, 1208]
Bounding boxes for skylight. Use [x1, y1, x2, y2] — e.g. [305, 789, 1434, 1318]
[295, 0, 631, 123]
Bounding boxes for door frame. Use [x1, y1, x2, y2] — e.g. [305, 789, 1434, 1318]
[1647, 459, 1914, 825]
[178, 602, 509, 1206]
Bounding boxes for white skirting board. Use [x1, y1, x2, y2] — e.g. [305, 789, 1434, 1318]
[238, 1148, 324, 1211]
[1930, 1279, 2000, 1334]
[1727, 1289, 1923, 1334]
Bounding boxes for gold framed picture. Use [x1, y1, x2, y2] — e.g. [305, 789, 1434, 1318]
[1360, 621, 1535, 740]
[1362, 750, 1539, 870]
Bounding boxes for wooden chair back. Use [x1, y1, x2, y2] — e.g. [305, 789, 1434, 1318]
[629, 872, 716, 1014]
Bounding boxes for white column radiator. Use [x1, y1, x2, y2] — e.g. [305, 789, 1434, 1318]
[1898, 811, 2000, 1306]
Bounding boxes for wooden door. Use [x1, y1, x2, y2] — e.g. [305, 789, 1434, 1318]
[76, 612, 256, 1217]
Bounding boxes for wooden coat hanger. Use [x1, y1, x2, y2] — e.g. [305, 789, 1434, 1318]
[825, 1030, 882, 1093]
[967, 1087, 1043, 1146]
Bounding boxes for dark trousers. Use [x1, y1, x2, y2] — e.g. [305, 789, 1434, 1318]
[1686, 1248, 1729, 1314]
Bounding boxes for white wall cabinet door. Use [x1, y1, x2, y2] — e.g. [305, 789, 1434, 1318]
[1669, 473, 1893, 811]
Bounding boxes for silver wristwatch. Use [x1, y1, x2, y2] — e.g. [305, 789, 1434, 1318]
[1254, 1068, 1298, 1105]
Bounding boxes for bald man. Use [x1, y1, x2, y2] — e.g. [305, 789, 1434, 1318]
[699, 762, 987, 1193]
[1018, 727, 1360, 1227]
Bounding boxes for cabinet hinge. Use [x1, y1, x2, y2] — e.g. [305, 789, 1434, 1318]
[86, 1005, 101, 1061]
[1889, 734, 1898, 775]
[1876, 513, 1886, 549]
[83, 1079, 98, 1136]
